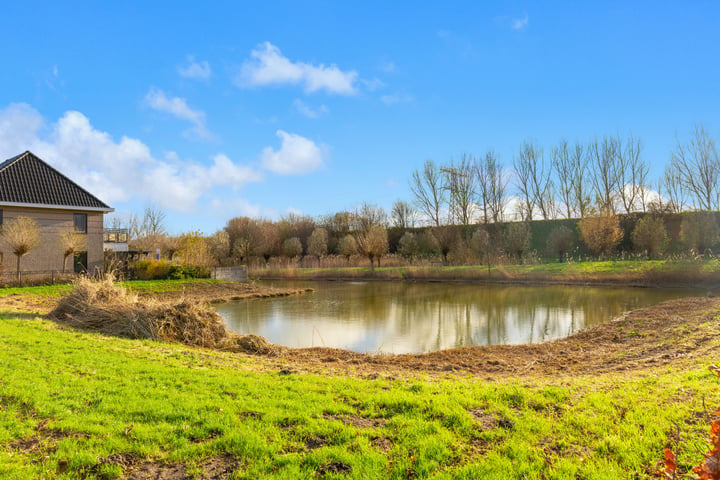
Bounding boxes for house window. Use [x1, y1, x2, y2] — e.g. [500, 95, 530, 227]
[74, 213, 87, 233]
[74, 251, 87, 273]
[0, 209, 3, 226]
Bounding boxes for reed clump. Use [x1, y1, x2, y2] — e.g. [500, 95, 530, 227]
[48, 275, 278, 355]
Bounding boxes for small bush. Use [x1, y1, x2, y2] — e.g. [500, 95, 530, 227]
[131, 260, 211, 280]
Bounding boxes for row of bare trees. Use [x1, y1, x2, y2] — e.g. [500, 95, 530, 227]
[408, 126, 720, 227]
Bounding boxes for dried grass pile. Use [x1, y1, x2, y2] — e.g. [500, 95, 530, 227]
[48, 275, 278, 355]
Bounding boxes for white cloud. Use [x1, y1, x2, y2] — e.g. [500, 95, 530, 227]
[512, 13, 529, 30]
[0, 103, 263, 213]
[261, 130, 326, 175]
[293, 99, 328, 119]
[238, 42, 358, 95]
[144, 88, 212, 139]
[177, 55, 211, 80]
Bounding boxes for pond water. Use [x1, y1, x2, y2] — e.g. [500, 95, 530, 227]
[215, 281, 710, 354]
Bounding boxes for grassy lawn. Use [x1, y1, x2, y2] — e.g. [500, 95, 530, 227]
[1, 314, 717, 479]
[0, 278, 226, 299]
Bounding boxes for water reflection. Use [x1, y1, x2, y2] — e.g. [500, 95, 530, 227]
[215, 281, 707, 354]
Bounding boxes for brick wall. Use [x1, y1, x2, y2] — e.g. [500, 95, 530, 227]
[0, 206, 105, 277]
[211, 266, 248, 282]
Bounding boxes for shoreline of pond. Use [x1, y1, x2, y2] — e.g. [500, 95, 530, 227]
[1, 278, 717, 379]
[248, 295, 720, 379]
[249, 263, 720, 290]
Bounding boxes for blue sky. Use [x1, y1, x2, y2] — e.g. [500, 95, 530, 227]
[1, 1, 719, 234]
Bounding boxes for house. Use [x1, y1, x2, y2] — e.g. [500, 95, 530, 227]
[0, 151, 113, 277]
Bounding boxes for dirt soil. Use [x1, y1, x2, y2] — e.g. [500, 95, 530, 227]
[138, 281, 313, 304]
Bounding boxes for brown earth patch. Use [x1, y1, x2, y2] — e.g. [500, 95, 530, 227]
[141, 282, 312, 305]
[316, 460, 352, 476]
[323, 413, 387, 429]
[0, 293, 58, 314]
[371, 435, 394, 453]
[125, 461, 187, 480]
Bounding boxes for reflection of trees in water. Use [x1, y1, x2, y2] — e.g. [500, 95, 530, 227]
[219, 282, 694, 353]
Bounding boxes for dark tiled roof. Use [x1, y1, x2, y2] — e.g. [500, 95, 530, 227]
[0, 151, 112, 211]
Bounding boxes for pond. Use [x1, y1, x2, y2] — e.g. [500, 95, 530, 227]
[215, 281, 711, 354]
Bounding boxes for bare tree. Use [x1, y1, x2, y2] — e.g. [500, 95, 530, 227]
[429, 226, 457, 265]
[225, 217, 261, 264]
[1, 216, 40, 282]
[443, 155, 477, 226]
[504, 222, 532, 263]
[307, 227, 328, 266]
[397, 232, 420, 262]
[160, 235, 181, 260]
[277, 213, 316, 252]
[552, 139, 574, 219]
[355, 225, 388, 270]
[662, 163, 688, 213]
[257, 221, 281, 263]
[59, 229, 87, 273]
[142, 206, 167, 237]
[209, 231, 231, 265]
[353, 203, 387, 231]
[571, 141, 593, 217]
[127, 212, 142, 240]
[670, 125, 720, 211]
[410, 160, 446, 226]
[476, 150, 508, 223]
[282, 237, 303, 259]
[390, 200, 417, 229]
[588, 136, 621, 213]
[616, 134, 648, 213]
[514, 140, 553, 220]
[337, 234, 357, 264]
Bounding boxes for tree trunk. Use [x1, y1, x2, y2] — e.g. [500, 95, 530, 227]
[15, 255, 21, 285]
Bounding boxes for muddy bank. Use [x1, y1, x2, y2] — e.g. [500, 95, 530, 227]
[260, 296, 720, 379]
[138, 281, 313, 304]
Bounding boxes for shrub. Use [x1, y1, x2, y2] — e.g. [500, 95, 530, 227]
[130, 260, 210, 280]
[631, 215, 668, 259]
[578, 213, 623, 258]
[546, 226, 574, 261]
[681, 211, 720, 254]
[504, 222, 532, 263]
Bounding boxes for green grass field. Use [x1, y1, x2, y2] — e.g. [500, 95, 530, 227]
[1, 313, 718, 479]
[0, 278, 226, 299]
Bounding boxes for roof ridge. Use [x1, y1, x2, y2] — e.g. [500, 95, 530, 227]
[0, 151, 112, 211]
[20, 151, 111, 209]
